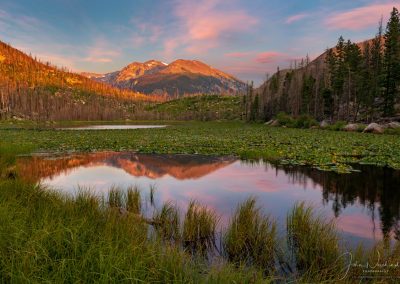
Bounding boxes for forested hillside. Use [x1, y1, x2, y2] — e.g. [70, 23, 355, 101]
[0, 41, 153, 120]
[251, 7, 400, 123]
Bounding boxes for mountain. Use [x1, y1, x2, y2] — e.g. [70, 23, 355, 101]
[0, 40, 152, 120]
[82, 59, 246, 96]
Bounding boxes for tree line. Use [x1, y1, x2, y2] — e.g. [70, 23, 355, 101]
[249, 7, 400, 122]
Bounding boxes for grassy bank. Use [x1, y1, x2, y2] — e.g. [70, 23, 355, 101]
[1, 121, 400, 172]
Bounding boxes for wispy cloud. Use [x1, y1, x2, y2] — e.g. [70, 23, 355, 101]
[129, 21, 163, 48]
[285, 13, 309, 24]
[161, 0, 258, 58]
[0, 8, 43, 32]
[325, 2, 397, 30]
[224, 51, 254, 58]
[83, 47, 120, 63]
[255, 51, 284, 64]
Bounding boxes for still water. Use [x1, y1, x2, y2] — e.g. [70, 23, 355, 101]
[58, 125, 167, 130]
[18, 152, 400, 247]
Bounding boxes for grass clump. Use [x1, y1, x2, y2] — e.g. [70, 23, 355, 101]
[107, 186, 124, 208]
[183, 200, 219, 255]
[153, 201, 181, 243]
[126, 186, 141, 214]
[287, 202, 341, 279]
[223, 197, 277, 272]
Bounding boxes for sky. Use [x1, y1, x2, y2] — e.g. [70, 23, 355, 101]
[0, 0, 398, 86]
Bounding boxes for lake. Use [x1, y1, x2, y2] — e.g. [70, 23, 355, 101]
[17, 152, 400, 248]
[58, 125, 167, 130]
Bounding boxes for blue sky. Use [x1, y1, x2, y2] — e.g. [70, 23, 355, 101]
[0, 0, 398, 85]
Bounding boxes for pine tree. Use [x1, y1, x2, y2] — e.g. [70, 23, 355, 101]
[250, 94, 259, 121]
[343, 40, 362, 121]
[367, 19, 384, 120]
[382, 7, 400, 117]
[301, 74, 315, 115]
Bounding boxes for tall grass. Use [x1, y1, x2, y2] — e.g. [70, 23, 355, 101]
[0, 179, 274, 282]
[287, 202, 341, 280]
[126, 186, 141, 214]
[183, 200, 219, 255]
[107, 186, 124, 208]
[0, 143, 33, 178]
[149, 184, 156, 207]
[152, 201, 181, 243]
[223, 197, 277, 272]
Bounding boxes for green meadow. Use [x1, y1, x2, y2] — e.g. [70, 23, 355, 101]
[1, 121, 400, 173]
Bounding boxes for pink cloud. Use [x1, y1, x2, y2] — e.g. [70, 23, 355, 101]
[286, 13, 309, 24]
[224, 51, 254, 58]
[83, 39, 121, 63]
[162, 0, 258, 57]
[325, 3, 397, 30]
[255, 51, 284, 63]
[163, 38, 180, 59]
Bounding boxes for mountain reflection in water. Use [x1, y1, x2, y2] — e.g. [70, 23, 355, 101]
[17, 152, 400, 246]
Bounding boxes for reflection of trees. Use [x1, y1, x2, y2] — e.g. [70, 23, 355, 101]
[273, 164, 400, 239]
[17, 152, 235, 182]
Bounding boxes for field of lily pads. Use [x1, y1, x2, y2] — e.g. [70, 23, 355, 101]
[1, 121, 400, 173]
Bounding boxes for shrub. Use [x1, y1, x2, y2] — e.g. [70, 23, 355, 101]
[276, 112, 294, 126]
[294, 115, 318, 129]
[328, 121, 347, 131]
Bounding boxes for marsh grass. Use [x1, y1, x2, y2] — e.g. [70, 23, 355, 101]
[183, 200, 219, 255]
[126, 186, 141, 214]
[0, 179, 276, 282]
[223, 197, 277, 272]
[287, 202, 341, 280]
[152, 201, 181, 243]
[107, 186, 124, 208]
[149, 184, 156, 207]
[0, 143, 33, 178]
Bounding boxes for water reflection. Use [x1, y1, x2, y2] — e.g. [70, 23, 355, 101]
[17, 152, 400, 246]
[274, 165, 400, 241]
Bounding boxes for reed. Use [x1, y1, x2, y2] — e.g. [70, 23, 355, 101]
[126, 186, 141, 214]
[287, 202, 341, 279]
[223, 197, 277, 272]
[182, 200, 219, 254]
[107, 186, 124, 208]
[152, 201, 180, 243]
[149, 184, 156, 207]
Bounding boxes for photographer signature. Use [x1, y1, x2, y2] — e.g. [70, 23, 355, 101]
[338, 251, 400, 280]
